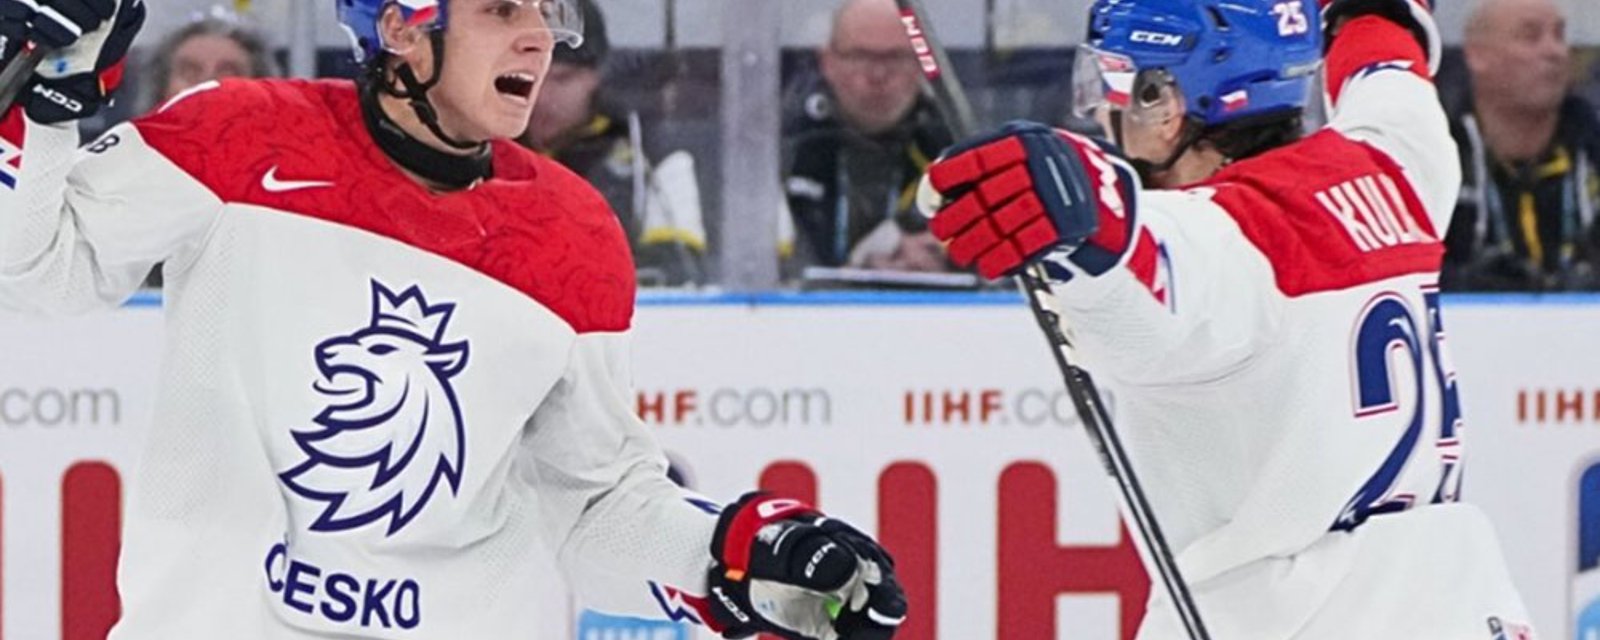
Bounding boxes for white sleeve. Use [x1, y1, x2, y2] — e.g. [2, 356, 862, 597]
[0, 107, 222, 315]
[1326, 17, 1460, 234]
[1046, 189, 1283, 387]
[518, 330, 716, 619]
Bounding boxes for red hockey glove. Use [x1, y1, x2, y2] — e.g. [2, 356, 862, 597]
[0, 0, 145, 123]
[921, 120, 1140, 280]
[705, 492, 906, 640]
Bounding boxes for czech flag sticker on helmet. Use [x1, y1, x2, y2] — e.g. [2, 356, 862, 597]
[397, 0, 441, 26]
[1073, 47, 1138, 118]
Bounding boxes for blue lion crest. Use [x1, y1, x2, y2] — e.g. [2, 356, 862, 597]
[280, 280, 470, 536]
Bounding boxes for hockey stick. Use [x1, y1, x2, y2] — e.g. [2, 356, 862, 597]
[0, 45, 46, 115]
[893, 3, 1212, 638]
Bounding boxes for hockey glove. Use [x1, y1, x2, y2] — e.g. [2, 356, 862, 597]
[920, 120, 1140, 280]
[0, 0, 145, 123]
[1319, 0, 1439, 75]
[706, 492, 907, 640]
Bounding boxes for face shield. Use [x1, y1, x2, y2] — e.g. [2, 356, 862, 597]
[476, 0, 584, 48]
[1071, 45, 1183, 132]
[377, 0, 587, 52]
[528, 0, 586, 49]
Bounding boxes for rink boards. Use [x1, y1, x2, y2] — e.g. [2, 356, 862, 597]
[0, 292, 1594, 639]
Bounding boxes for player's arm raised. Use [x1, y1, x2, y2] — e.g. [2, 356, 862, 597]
[0, 0, 219, 315]
[921, 122, 1281, 385]
[1321, 0, 1459, 231]
[518, 329, 906, 639]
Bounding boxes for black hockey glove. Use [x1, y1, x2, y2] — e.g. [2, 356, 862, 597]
[706, 492, 907, 640]
[0, 0, 145, 123]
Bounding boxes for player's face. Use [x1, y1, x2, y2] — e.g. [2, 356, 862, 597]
[430, 0, 559, 142]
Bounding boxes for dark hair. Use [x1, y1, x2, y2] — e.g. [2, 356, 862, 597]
[1196, 110, 1305, 162]
[143, 11, 278, 110]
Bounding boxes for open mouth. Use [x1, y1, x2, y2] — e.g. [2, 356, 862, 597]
[495, 72, 537, 100]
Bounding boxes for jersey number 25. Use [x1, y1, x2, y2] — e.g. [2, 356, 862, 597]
[1335, 286, 1463, 531]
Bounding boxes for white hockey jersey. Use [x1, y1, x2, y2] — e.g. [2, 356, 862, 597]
[1047, 17, 1537, 639]
[0, 79, 720, 638]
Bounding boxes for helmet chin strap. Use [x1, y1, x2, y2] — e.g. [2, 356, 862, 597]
[359, 30, 495, 191]
[387, 32, 485, 152]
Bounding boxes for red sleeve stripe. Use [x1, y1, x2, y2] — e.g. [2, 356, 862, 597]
[1325, 15, 1430, 104]
[0, 107, 24, 190]
[1125, 228, 1163, 302]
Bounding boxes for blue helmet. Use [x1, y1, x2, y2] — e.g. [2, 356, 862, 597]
[335, 0, 585, 64]
[1076, 0, 1323, 127]
[336, 0, 444, 63]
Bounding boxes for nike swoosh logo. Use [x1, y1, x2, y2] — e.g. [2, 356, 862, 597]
[261, 166, 334, 193]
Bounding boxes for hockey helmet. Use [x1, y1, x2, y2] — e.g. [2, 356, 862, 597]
[336, 0, 587, 63]
[1073, 0, 1323, 127]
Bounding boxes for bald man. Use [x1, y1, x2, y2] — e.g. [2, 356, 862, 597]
[781, 0, 954, 276]
[819, 0, 926, 135]
[1443, 0, 1600, 291]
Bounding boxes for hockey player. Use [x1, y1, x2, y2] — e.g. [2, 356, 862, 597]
[0, 0, 904, 638]
[922, 0, 1536, 637]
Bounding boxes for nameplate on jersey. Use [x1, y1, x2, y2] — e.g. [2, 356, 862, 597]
[1313, 173, 1432, 253]
[1208, 132, 1444, 297]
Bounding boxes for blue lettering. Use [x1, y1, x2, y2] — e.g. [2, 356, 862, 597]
[283, 560, 321, 614]
[261, 543, 422, 630]
[395, 580, 421, 629]
[263, 543, 287, 592]
[320, 573, 360, 623]
[361, 579, 395, 628]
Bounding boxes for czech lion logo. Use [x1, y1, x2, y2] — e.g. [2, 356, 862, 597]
[280, 280, 469, 536]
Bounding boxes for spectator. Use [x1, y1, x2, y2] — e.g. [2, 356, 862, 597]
[143, 8, 277, 111]
[1444, 0, 1600, 291]
[519, 0, 706, 286]
[783, 0, 953, 276]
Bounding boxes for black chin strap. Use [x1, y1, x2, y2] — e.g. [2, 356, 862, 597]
[361, 32, 493, 190]
[384, 32, 483, 151]
[361, 82, 493, 190]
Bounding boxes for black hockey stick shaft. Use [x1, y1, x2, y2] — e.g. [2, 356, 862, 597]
[0, 45, 46, 116]
[893, 2, 1212, 638]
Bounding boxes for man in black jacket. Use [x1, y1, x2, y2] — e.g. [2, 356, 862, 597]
[1443, 0, 1600, 291]
[782, 0, 953, 275]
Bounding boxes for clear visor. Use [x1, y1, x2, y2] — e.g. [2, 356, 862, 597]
[1071, 45, 1181, 126]
[530, 0, 586, 49]
[407, 0, 586, 48]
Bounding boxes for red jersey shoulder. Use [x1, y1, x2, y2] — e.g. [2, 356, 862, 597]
[470, 147, 636, 334]
[134, 78, 348, 203]
[1197, 129, 1443, 297]
[135, 79, 634, 333]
